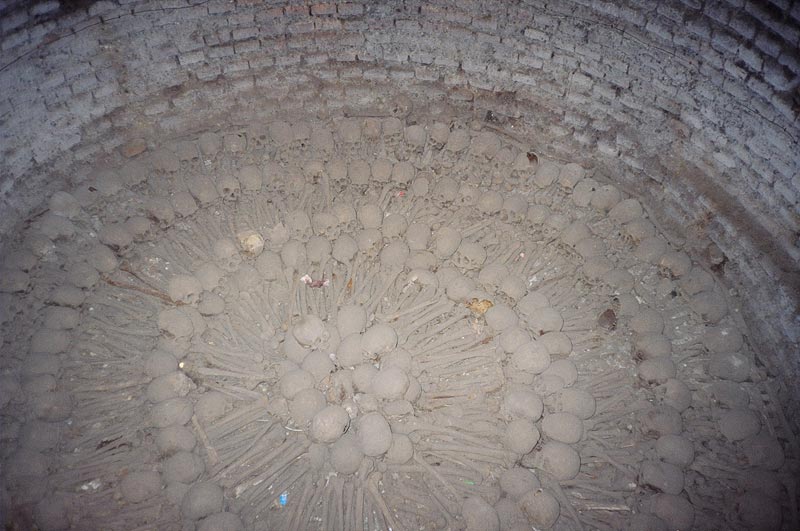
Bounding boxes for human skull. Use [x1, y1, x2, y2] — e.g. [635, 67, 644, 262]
[327, 159, 348, 190]
[428, 122, 450, 150]
[332, 203, 358, 234]
[382, 117, 404, 152]
[453, 241, 487, 271]
[223, 131, 247, 153]
[303, 159, 326, 183]
[125, 216, 156, 242]
[236, 230, 265, 257]
[285, 210, 313, 242]
[433, 227, 462, 260]
[441, 129, 471, 167]
[216, 174, 241, 201]
[168, 274, 203, 305]
[293, 314, 329, 349]
[477, 190, 504, 215]
[501, 195, 529, 224]
[312, 212, 340, 240]
[238, 165, 262, 192]
[431, 177, 459, 205]
[307, 236, 332, 265]
[310, 126, 335, 155]
[98, 223, 134, 256]
[187, 175, 219, 205]
[212, 238, 242, 273]
[357, 229, 383, 260]
[457, 183, 479, 207]
[469, 131, 501, 161]
[382, 214, 408, 240]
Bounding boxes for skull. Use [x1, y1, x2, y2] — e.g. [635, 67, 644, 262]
[303, 159, 326, 184]
[328, 159, 349, 190]
[405, 268, 439, 292]
[332, 235, 358, 264]
[223, 132, 247, 153]
[306, 235, 332, 265]
[147, 197, 176, 228]
[188, 175, 219, 205]
[338, 118, 362, 144]
[269, 121, 293, 148]
[441, 128, 470, 167]
[213, 238, 242, 273]
[476, 190, 504, 215]
[236, 229, 265, 257]
[238, 165, 263, 192]
[291, 121, 312, 152]
[382, 117, 404, 153]
[453, 241, 487, 271]
[428, 122, 450, 150]
[310, 126, 335, 156]
[371, 159, 393, 184]
[281, 240, 308, 271]
[348, 160, 371, 187]
[382, 213, 408, 240]
[357, 204, 383, 230]
[168, 274, 203, 305]
[246, 123, 270, 151]
[125, 216, 156, 242]
[501, 194, 528, 224]
[357, 229, 383, 260]
[285, 210, 313, 242]
[432, 227, 462, 260]
[469, 131, 501, 162]
[478, 262, 510, 292]
[391, 161, 415, 187]
[216, 174, 241, 201]
[98, 223, 134, 256]
[292, 314, 329, 349]
[313, 212, 340, 240]
[363, 118, 382, 141]
[332, 202, 357, 234]
[507, 150, 536, 189]
[171, 191, 198, 218]
[399, 125, 426, 160]
[431, 176, 459, 206]
[457, 183, 479, 207]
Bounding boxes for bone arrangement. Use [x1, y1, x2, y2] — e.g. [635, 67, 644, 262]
[0, 118, 791, 531]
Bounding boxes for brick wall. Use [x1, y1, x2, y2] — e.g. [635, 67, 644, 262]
[0, 0, 798, 421]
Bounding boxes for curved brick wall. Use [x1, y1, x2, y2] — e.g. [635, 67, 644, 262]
[1, 0, 799, 426]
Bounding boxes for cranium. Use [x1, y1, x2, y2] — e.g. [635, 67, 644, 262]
[238, 165, 263, 192]
[223, 132, 247, 153]
[457, 183, 479, 207]
[453, 241, 487, 271]
[478, 262, 510, 292]
[280, 240, 307, 271]
[310, 126, 335, 156]
[332, 203, 357, 234]
[187, 175, 219, 205]
[312, 212, 340, 240]
[441, 128, 470, 167]
[291, 121, 312, 150]
[293, 315, 329, 349]
[381, 117, 404, 153]
[357, 204, 383, 230]
[357, 229, 383, 260]
[98, 223, 134, 256]
[216, 173, 241, 201]
[125, 216, 156, 242]
[147, 197, 176, 227]
[348, 160, 371, 187]
[508, 150, 536, 189]
[391, 161, 415, 187]
[327, 159, 348, 190]
[398, 125, 426, 160]
[306, 235, 332, 265]
[476, 190, 504, 215]
[405, 222, 431, 251]
[332, 235, 358, 263]
[469, 131, 501, 161]
[338, 118, 362, 144]
[171, 192, 198, 218]
[382, 213, 408, 240]
[303, 159, 326, 184]
[285, 210, 313, 242]
[198, 132, 222, 159]
[432, 226, 462, 260]
[431, 176, 459, 205]
[212, 238, 242, 273]
[428, 122, 450, 150]
[236, 230, 265, 257]
[371, 159, 393, 184]
[168, 274, 203, 305]
[499, 195, 528, 224]
[268, 121, 292, 151]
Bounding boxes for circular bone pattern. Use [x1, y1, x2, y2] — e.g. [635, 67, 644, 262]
[0, 119, 793, 531]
